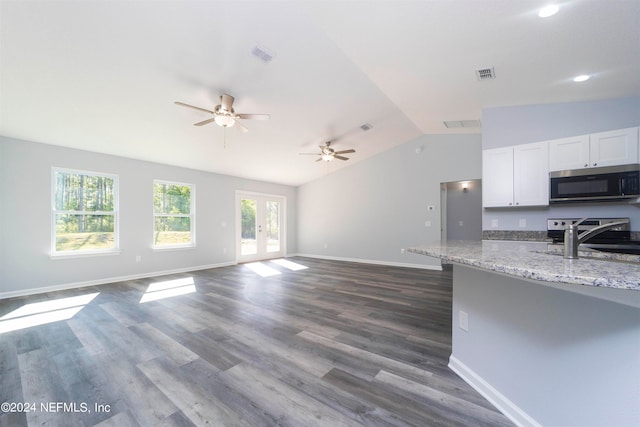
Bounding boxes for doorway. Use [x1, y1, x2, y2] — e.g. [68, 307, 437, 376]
[236, 191, 285, 263]
[440, 180, 482, 241]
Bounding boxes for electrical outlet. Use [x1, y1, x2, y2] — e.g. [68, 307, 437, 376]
[519, 218, 527, 228]
[459, 310, 469, 332]
[425, 221, 432, 227]
[400, 248, 406, 254]
[135, 255, 141, 263]
[427, 205, 435, 212]
[458, 221, 464, 227]
[491, 219, 499, 228]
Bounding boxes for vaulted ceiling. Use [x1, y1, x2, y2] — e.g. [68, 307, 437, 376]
[1, 1, 638, 186]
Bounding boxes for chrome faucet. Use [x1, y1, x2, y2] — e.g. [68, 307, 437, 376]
[564, 218, 629, 259]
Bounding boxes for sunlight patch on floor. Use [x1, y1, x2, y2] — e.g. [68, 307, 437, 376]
[245, 262, 281, 277]
[270, 258, 309, 271]
[0, 292, 99, 334]
[139, 277, 196, 303]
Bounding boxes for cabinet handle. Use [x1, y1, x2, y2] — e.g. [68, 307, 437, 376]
[593, 163, 597, 166]
[516, 202, 519, 205]
[584, 164, 588, 167]
[509, 202, 513, 206]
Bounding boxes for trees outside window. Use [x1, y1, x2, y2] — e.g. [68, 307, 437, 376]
[153, 180, 195, 247]
[52, 168, 118, 254]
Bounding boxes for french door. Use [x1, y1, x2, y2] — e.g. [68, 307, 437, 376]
[236, 192, 285, 263]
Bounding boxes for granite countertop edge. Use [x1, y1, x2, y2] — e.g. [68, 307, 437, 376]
[407, 241, 640, 292]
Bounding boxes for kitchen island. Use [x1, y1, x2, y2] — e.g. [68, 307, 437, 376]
[408, 240, 640, 427]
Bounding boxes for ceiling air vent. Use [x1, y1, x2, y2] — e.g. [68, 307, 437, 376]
[475, 67, 495, 81]
[252, 45, 274, 63]
[443, 119, 482, 128]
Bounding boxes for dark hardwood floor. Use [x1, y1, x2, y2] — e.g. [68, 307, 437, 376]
[0, 257, 513, 426]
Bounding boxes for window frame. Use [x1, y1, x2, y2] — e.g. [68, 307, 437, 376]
[152, 179, 196, 250]
[51, 167, 120, 258]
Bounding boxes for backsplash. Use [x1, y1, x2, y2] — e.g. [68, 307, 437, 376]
[483, 230, 640, 241]
[483, 230, 549, 241]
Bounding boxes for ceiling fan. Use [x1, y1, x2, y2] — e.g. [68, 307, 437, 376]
[300, 141, 356, 162]
[174, 94, 269, 133]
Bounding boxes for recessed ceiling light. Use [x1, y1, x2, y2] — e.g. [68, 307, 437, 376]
[538, 4, 559, 18]
[573, 74, 591, 82]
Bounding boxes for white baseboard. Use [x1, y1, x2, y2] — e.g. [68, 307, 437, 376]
[0, 261, 236, 300]
[448, 355, 542, 427]
[291, 253, 442, 271]
[2, 255, 439, 300]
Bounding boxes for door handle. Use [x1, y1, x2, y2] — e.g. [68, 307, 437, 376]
[258, 225, 262, 233]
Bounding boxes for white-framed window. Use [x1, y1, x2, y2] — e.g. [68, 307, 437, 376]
[52, 168, 119, 256]
[153, 180, 195, 248]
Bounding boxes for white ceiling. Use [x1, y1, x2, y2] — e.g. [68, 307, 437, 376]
[1, 0, 638, 186]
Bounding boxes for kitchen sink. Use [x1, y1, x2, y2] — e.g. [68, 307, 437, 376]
[582, 243, 640, 255]
[533, 245, 640, 264]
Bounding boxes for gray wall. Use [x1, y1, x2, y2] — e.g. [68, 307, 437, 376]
[482, 97, 640, 231]
[0, 136, 297, 297]
[297, 134, 482, 269]
[445, 180, 482, 241]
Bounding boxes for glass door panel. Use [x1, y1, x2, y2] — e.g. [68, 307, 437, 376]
[265, 200, 280, 253]
[237, 193, 285, 262]
[240, 198, 257, 256]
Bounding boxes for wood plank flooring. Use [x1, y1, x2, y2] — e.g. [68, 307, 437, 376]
[0, 257, 513, 426]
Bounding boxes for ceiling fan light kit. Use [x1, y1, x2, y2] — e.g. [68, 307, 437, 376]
[300, 141, 356, 163]
[214, 115, 235, 127]
[175, 93, 269, 135]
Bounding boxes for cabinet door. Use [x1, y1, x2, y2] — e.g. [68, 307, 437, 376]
[589, 127, 639, 168]
[513, 141, 549, 206]
[482, 147, 514, 207]
[548, 134, 590, 171]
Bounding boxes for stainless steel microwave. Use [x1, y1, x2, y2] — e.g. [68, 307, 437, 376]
[549, 164, 640, 203]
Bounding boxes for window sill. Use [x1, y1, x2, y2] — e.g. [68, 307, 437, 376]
[50, 250, 121, 260]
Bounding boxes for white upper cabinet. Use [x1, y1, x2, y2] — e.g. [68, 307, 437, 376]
[589, 127, 639, 168]
[483, 147, 514, 207]
[483, 141, 549, 208]
[513, 141, 549, 206]
[549, 127, 639, 171]
[548, 135, 590, 171]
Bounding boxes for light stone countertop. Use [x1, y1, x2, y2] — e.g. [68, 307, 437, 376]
[407, 240, 640, 292]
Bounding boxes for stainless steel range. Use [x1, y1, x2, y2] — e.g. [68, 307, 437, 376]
[547, 217, 640, 255]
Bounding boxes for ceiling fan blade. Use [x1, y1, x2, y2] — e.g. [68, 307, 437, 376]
[299, 153, 319, 155]
[237, 113, 270, 120]
[315, 157, 323, 162]
[233, 121, 249, 133]
[220, 94, 234, 111]
[334, 149, 355, 155]
[334, 155, 350, 161]
[193, 118, 216, 126]
[175, 101, 215, 114]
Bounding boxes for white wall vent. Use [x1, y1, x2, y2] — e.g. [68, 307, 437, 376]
[475, 67, 495, 81]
